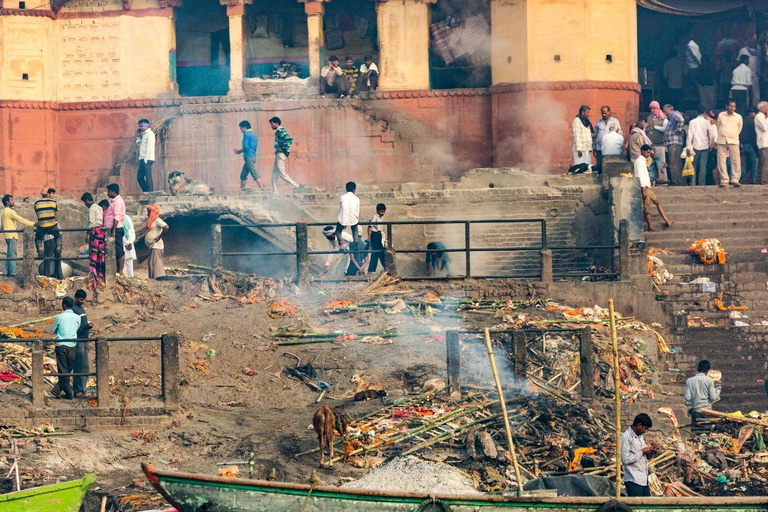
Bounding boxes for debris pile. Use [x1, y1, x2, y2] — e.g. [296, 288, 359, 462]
[689, 239, 727, 265]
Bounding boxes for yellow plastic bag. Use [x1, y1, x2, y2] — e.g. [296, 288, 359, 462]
[682, 156, 695, 177]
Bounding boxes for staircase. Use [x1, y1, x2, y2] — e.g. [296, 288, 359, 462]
[644, 185, 768, 412]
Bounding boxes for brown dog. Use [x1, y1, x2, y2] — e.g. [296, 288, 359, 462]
[312, 405, 349, 467]
[350, 373, 384, 393]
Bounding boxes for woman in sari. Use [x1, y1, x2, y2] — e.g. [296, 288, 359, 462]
[87, 200, 110, 288]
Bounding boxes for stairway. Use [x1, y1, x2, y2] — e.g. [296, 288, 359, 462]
[643, 185, 768, 412]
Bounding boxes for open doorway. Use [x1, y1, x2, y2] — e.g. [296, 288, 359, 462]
[637, 3, 766, 113]
[244, 0, 309, 79]
[428, 0, 490, 90]
[175, 0, 230, 96]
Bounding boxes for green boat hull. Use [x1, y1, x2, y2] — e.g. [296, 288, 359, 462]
[142, 464, 768, 512]
[0, 474, 95, 512]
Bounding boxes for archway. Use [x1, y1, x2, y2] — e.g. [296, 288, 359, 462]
[176, 0, 231, 96]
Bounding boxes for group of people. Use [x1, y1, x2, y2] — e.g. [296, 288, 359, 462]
[235, 117, 301, 194]
[621, 359, 722, 497]
[50, 292, 94, 400]
[661, 35, 766, 113]
[79, 185, 168, 283]
[319, 55, 379, 99]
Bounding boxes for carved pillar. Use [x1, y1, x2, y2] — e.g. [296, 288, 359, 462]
[301, 0, 327, 82]
[224, 0, 252, 97]
[376, 0, 436, 91]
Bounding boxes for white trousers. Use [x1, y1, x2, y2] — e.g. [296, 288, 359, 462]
[124, 258, 135, 278]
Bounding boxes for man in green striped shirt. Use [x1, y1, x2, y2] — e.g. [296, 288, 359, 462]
[269, 117, 300, 195]
[33, 186, 62, 278]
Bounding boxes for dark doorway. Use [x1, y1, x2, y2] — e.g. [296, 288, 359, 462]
[176, 0, 230, 96]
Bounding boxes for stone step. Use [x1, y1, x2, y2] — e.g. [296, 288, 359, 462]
[657, 253, 768, 265]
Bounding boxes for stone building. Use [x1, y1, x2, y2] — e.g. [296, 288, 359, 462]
[0, 0, 760, 195]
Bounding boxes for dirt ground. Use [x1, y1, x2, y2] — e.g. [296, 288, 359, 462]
[0, 271, 522, 510]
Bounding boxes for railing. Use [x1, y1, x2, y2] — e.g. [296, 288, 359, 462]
[212, 219, 630, 283]
[0, 334, 179, 410]
[0, 227, 106, 288]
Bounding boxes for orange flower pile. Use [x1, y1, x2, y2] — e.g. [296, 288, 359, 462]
[0, 327, 45, 339]
[713, 292, 748, 311]
[267, 300, 298, 319]
[324, 300, 353, 309]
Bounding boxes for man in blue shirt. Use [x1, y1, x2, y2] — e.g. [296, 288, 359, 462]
[51, 296, 82, 399]
[234, 120, 263, 190]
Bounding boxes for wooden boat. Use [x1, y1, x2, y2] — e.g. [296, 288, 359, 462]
[0, 473, 95, 512]
[142, 464, 768, 512]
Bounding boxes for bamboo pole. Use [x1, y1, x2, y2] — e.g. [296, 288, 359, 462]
[484, 328, 524, 496]
[608, 299, 621, 499]
[699, 408, 768, 428]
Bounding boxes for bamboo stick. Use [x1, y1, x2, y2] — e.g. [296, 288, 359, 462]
[699, 408, 768, 428]
[484, 328, 523, 496]
[608, 299, 621, 499]
[2, 315, 58, 329]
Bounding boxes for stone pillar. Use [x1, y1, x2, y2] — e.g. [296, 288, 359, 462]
[161, 333, 180, 410]
[303, 0, 326, 82]
[295, 222, 309, 286]
[446, 330, 461, 394]
[21, 228, 36, 289]
[540, 248, 553, 283]
[95, 337, 110, 408]
[225, 1, 249, 97]
[579, 327, 595, 400]
[211, 224, 223, 271]
[31, 339, 44, 409]
[618, 219, 630, 281]
[105, 236, 116, 289]
[376, 0, 436, 91]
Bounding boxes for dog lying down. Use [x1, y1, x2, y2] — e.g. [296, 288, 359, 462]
[168, 171, 215, 196]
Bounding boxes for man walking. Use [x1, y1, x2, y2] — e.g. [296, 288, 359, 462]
[234, 120, 263, 190]
[620, 413, 659, 497]
[635, 145, 674, 231]
[2, 195, 35, 277]
[51, 297, 82, 400]
[269, 117, 300, 194]
[741, 108, 759, 184]
[756, 101, 768, 184]
[71, 289, 93, 398]
[367, 203, 387, 274]
[663, 104, 686, 185]
[593, 106, 622, 173]
[34, 186, 62, 279]
[136, 119, 156, 193]
[717, 101, 743, 187]
[104, 184, 126, 274]
[685, 359, 721, 424]
[335, 181, 360, 242]
[686, 107, 716, 186]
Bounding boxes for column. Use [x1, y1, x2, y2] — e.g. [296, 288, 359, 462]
[226, 1, 248, 97]
[376, 0, 436, 91]
[302, 0, 326, 82]
[490, 0, 528, 85]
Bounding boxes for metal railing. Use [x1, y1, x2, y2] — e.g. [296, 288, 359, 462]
[0, 334, 179, 410]
[211, 219, 629, 283]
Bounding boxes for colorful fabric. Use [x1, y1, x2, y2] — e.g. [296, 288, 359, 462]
[649, 101, 666, 120]
[0, 371, 22, 383]
[274, 127, 293, 156]
[147, 204, 160, 229]
[88, 226, 106, 282]
[430, 16, 460, 65]
[451, 14, 490, 66]
[34, 198, 58, 228]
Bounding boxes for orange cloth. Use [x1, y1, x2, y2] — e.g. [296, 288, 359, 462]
[147, 204, 160, 228]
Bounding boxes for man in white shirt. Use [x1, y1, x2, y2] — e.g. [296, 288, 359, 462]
[737, 38, 760, 108]
[80, 193, 103, 229]
[601, 125, 625, 156]
[620, 413, 659, 497]
[635, 145, 674, 232]
[593, 106, 622, 173]
[320, 226, 353, 277]
[320, 55, 348, 99]
[756, 101, 768, 184]
[686, 107, 717, 185]
[136, 119, 156, 192]
[335, 181, 360, 242]
[731, 55, 753, 113]
[358, 55, 379, 93]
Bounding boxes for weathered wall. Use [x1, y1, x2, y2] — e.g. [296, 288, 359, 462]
[492, 0, 637, 85]
[377, 0, 432, 91]
[492, 82, 640, 171]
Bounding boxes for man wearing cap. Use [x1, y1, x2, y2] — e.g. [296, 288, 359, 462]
[319, 226, 353, 277]
[136, 119, 156, 193]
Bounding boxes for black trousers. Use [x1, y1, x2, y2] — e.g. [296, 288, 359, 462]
[137, 160, 154, 192]
[34, 226, 62, 279]
[73, 342, 89, 395]
[625, 481, 650, 497]
[335, 223, 358, 243]
[55, 345, 76, 397]
[368, 231, 385, 273]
